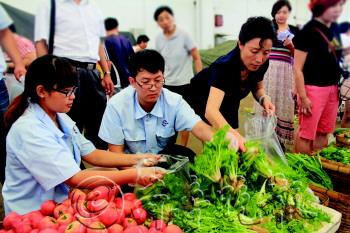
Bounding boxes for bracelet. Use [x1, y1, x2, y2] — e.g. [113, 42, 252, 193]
[259, 94, 271, 105]
[104, 71, 111, 76]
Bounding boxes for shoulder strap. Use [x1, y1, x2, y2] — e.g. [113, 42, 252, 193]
[48, 0, 56, 54]
[314, 27, 337, 61]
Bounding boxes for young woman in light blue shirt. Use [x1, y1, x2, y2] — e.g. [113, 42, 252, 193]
[3, 55, 165, 215]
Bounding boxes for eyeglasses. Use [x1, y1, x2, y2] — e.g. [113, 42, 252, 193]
[135, 79, 165, 90]
[53, 86, 78, 97]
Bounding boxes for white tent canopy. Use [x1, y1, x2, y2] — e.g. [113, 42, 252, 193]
[0, 0, 349, 49]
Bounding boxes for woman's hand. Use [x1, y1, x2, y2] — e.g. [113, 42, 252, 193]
[229, 130, 246, 152]
[136, 167, 166, 186]
[300, 96, 312, 115]
[136, 154, 161, 167]
[262, 97, 275, 116]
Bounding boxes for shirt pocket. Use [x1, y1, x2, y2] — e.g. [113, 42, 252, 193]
[156, 127, 176, 149]
[124, 130, 146, 153]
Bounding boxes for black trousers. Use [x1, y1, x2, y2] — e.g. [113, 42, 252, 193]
[67, 67, 107, 150]
[0, 113, 6, 184]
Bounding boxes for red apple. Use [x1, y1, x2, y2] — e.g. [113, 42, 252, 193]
[70, 189, 87, 204]
[26, 210, 44, 229]
[164, 225, 183, 233]
[123, 193, 136, 201]
[123, 226, 148, 233]
[57, 213, 74, 225]
[107, 224, 123, 233]
[14, 221, 32, 233]
[40, 200, 57, 216]
[150, 220, 166, 232]
[64, 221, 86, 233]
[122, 218, 137, 229]
[58, 224, 69, 233]
[98, 207, 125, 227]
[54, 204, 69, 219]
[39, 216, 59, 230]
[87, 199, 109, 212]
[73, 200, 91, 218]
[39, 229, 59, 233]
[86, 221, 107, 233]
[87, 186, 110, 201]
[131, 208, 147, 224]
[3, 211, 21, 229]
[61, 199, 72, 207]
[148, 229, 162, 233]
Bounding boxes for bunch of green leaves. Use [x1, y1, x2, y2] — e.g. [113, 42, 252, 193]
[318, 145, 350, 165]
[172, 200, 255, 233]
[286, 153, 333, 189]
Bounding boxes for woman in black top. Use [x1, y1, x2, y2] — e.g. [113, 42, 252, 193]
[294, 0, 346, 154]
[188, 17, 276, 151]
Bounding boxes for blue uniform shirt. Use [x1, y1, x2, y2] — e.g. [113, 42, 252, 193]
[99, 86, 201, 153]
[3, 103, 95, 214]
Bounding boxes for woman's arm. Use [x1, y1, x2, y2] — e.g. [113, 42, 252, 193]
[82, 150, 158, 168]
[294, 49, 312, 115]
[191, 48, 203, 73]
[205, 86, 245, 150]
[253, 81, 275, 116]
[65, 167, 165, 188]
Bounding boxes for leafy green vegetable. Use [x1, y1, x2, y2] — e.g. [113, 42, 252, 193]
[286, 153, 333, 190]
[318, 145, 350, 165]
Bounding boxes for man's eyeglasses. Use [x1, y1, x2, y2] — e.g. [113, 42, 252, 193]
[135, 79, 165, 90]
[53, 86, 78, 97]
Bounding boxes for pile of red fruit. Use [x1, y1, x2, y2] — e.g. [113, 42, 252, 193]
[1, 185, 183, 233]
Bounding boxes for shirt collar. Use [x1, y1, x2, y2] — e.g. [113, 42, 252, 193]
[29, 103, 70, 138]
[134, 90, 163, 120]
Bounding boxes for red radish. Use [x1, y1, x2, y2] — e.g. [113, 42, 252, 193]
[30, 230, 40, 233]
[107, 185, 120, 202]
[40, 200, 56, 216]
[98, 207, 125, 227]
[39, 229, 59, 233]
[123, 226, 148, 233]
[107, 224, 123, 233]
[39, 216, 59, 230]
[87, 186, 110, 201]
[123, 218, 137, 228]
[115, 199, 133, 216]
[86, 221, 108, 233]
[123, 193, 136, 201]
[57, 213, 73, 225]
[54, 204, 69, 218]
[131, 208, 147, 224]
[87, 199, 109, 212]
[70, 189, 87, 203]
[150, 220, 167, 232]
[64, 221, 86, 233]
[164, 225, 183, 233]
[3, 211, 21, 229]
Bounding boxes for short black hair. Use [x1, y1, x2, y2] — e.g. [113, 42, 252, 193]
[8, 24, 16, 33]
[238, 17, 276, 45]
[129, 50, 165, 78]
[339, 22, 350, 33]
[154, 6, 173, 21]
[104, 17, 119, 31]
[271, 0, 292, 18]
[136, 35, 150, 44]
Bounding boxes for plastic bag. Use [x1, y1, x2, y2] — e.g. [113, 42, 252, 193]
[244, 114, 287, 164]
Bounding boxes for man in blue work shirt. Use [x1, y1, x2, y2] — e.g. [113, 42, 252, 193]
[99, 50, 238, 158]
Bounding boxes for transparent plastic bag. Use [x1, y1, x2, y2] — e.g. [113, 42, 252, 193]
[244, 114, 287, 164]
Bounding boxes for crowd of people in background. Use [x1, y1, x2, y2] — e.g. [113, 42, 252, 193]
[0, 0, 349, 214]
